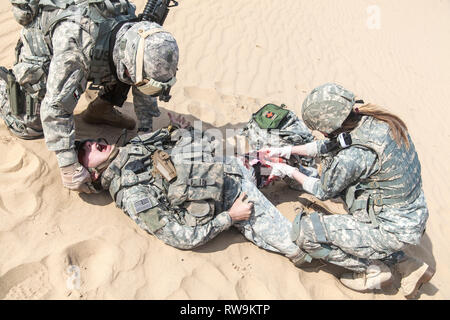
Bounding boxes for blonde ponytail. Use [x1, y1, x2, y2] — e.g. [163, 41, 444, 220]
[338, 104, 410, 149]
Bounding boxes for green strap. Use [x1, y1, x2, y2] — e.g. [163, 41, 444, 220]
[186, 178, 215, 187]
[25, 94, 34, 116]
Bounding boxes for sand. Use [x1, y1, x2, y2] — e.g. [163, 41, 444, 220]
[0, 0, 449, 300]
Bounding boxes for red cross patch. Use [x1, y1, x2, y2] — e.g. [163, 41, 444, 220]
[265, 111, 274, 119]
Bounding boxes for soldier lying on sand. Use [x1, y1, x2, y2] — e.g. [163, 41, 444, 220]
[75, 124, 308, 265]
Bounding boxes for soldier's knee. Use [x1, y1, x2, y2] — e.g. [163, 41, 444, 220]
[291, 210, 332, 259]
[292, 211, 327, 246]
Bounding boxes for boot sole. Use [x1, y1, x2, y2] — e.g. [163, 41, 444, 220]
[372, 275, 394, 293]
[340, 275, 394, 293]
[404, 266, 435, 299]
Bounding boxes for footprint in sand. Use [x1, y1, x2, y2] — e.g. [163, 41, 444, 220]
[0, 137, 48, 186]
[177, 262, 232, 299]
[0, 262, 51, 300]
[0, 239, 119, 299]
[235, 273, 275, 299]
[0, 138, 47, 230]
[61, 239, 120, 292]
[229, 256, 278, 299]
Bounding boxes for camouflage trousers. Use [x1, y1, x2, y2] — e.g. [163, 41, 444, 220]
[0, 78, 43, 139]
[294, 212, 407, 272]
[233, 160, 301, 258]
[154, 158, 302, 259]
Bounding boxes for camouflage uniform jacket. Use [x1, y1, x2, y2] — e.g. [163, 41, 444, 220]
[14, 2, 159, 167]
[302, 116, 428, 245]
[99, 128, 243, 249]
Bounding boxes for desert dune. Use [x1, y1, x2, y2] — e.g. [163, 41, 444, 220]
[0, 0, 449, 300]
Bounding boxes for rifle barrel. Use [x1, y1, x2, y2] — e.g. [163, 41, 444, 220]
[142, 0, 159, 21]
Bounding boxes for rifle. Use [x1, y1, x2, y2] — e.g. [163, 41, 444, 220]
[139, 0, 179, 26]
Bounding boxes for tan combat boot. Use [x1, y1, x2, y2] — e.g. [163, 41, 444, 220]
[396, 256, 435, 299]
[82, 97, 136, 130]
[340, 261, 393, 293]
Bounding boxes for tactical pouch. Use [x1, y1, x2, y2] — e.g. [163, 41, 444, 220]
[182, 200, 216, 227]
[168, 162, 225, 226]
[6, 71, 24, 116]
[152, 150, 177, 182]
[253, 103, 290, 129]
[168, 162, 224, 206]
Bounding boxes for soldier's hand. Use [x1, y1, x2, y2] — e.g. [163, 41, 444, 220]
[168, 112, 191, 129]
[259, 146, 292, 159]
[267, 162, 298, 179]
[229, 192, 254, 222]
[60, 162, 93, 194]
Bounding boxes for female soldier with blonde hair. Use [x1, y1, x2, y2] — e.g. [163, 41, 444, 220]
[264, 83, 434, 298]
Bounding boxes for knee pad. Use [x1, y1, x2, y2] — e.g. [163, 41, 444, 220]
[291, 211, 332, 260]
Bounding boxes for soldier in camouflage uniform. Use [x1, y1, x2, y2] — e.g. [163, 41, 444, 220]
[0, 0, 179, 193]
[264, 83, 434, 298]
[75, 126, 306, 263]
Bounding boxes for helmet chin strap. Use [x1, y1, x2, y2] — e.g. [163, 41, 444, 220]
[135, 27, 177, 99]
[88, 145, 120, 180]
[135, 28, 165, 84]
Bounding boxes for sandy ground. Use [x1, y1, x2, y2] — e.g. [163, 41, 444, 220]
[0, 0, 449, 300]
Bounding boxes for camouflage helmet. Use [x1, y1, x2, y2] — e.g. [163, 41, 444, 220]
[10, 0, 39, 26]
[115, 21, 179, 100]
[301, 83, 356, 134]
